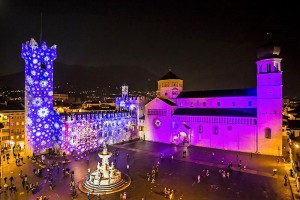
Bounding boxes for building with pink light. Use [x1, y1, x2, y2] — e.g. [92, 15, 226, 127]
[145, 43, 283, 156]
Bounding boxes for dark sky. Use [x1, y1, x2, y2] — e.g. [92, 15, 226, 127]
[0, 0, 299, 97]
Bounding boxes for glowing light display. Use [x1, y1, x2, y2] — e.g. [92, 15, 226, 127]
[22, 38, 137, 154]
[22, 38, 62, 153]
[61, 112, 132, 154]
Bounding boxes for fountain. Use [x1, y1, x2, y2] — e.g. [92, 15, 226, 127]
[78, 142, 131, 194]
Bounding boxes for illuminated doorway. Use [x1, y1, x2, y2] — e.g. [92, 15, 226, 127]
[179, 131, 189, 145]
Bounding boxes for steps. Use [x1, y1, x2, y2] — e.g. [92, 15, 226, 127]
[78, 174, 131, 195]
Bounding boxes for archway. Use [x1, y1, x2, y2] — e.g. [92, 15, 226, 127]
[179, 131, 189, 145]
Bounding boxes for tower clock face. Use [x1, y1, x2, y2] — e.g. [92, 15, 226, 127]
[154, 118, 162, 128]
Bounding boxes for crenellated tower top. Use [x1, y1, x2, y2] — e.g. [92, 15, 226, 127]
[22, 38, 57, 62]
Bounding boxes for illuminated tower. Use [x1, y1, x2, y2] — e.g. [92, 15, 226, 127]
[256, 42, 282, 155]
[157, 68, 183, 99]
[22, 38, 62, 153]
[121, 85, 128, 99]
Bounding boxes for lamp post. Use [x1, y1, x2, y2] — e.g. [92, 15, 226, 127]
[0, 122, 4, 179]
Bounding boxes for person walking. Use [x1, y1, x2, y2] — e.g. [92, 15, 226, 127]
[284, 174, 288, 186]
[25, 184, 29, 193]
[164, 187, 168, 197]
[49, 182, 53, 190]
[123, 192, 127, 199]
[273, 168, 277, 176]
[22, 179, 25, 188]
[197, 175, 201, 183]
[169, 190, 174, 200]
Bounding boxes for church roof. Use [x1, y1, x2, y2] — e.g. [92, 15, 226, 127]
[177, 88, 257, 98]
[159, 98, 177, 106]
[173, 108, 257, 117]
[159, 70, 181, 80]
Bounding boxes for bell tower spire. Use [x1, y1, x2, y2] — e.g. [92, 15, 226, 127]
[256, 40, 283, 155]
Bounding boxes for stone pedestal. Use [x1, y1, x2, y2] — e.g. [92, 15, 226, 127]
[79, 142, 130, 194]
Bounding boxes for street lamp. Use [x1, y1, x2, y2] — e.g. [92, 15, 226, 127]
[0, 122, 4, 179]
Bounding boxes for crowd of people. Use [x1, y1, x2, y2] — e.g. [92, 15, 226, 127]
[0, 146, 77, 199]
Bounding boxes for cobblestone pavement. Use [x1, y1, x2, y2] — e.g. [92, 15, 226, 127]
[0, 139, 293, 200]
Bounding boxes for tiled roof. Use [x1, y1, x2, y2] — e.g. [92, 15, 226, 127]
[177, 88, 257, 98]
[173, 108, 257, 117]
[159, 98, 177, 106]
[159, 71, 181, 80]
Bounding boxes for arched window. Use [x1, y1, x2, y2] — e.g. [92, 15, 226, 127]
[172, 88, 178, 96]
[265, 128, 271, 139]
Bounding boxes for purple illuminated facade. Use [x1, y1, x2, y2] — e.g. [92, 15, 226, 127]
[145, 43, 283, 156]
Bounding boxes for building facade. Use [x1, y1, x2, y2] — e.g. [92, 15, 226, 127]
[145, 43, 283, 156]
[22, 39, 138, 154]
[0, 111, 25, 148]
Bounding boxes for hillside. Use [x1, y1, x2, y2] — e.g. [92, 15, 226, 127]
[0, 63, 158, 93]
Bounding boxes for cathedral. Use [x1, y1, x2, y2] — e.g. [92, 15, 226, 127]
[144, 43, 283, 156]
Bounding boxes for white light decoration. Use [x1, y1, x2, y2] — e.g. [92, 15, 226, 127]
[32, 97, 43, 107]
[40, 80, 48, 87]
[38, 107, 49, 118]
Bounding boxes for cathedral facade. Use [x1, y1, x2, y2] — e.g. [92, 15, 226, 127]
[145, 43, 283, 156]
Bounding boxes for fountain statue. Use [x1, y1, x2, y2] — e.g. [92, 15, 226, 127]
[79, 141, 130, 194]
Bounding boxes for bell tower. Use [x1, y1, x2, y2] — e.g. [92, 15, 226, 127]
[256, 42, 283, 155]
[157, 68, 183, 99]
[22, 38, 62, 153]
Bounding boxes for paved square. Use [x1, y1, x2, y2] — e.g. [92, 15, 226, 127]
[1, 140, 292, 200]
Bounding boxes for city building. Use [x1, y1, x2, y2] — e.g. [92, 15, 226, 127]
[22, 38, 139, 154]
[0, 109, 25, 148]
[144, 42, 283, 156]
[53, 93, 69, 101]
[115, 85, 148, 139]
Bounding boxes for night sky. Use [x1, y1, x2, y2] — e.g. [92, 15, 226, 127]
[0, 0, 299, 97]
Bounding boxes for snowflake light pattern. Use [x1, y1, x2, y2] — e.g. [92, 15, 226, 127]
[22, 38, 62, 153]
[38, 107, 49, 118]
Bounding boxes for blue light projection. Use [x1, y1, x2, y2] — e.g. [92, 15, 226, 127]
[61, 111, 132, 155]
[22, 38, 62, 153]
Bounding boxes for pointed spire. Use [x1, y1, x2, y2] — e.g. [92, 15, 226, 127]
[168, 65, 172, 72]
[40, 12, 43, 45]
